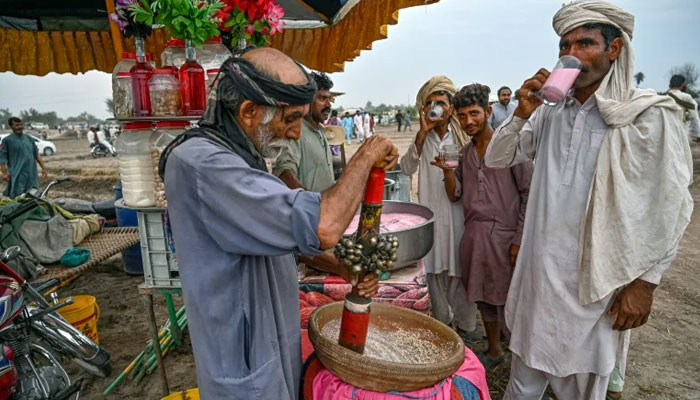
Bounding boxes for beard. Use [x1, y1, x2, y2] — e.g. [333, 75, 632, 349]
[256, 121, 284, 161]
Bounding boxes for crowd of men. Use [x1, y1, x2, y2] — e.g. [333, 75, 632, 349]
[156, 1, 697, 399]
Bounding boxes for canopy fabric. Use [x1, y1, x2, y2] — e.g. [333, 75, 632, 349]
[0, 0, 437, 75]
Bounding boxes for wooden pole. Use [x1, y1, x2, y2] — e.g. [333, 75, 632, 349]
[104, 0, 124, 61]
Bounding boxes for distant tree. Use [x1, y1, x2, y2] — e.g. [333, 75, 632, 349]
[64, 112, 103, 126]
[364, 101, 374, 111]
[18, 108, 60, 126]
[634, 72, 645, 87]
[105, 98, 114, 115]
[669, 63, 698, 92]
[0, 108, 13, 125]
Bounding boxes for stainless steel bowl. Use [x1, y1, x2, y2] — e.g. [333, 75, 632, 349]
[345, 201, 434, 270]
[383, 178, 395, 200]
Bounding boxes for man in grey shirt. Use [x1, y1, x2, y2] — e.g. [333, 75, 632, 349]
[161, 48, 398, 399]
[275, 72, 336, 192]
[488, 86, 517, 129]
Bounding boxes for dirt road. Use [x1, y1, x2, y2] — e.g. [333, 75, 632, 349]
[1, 127, 698, 399]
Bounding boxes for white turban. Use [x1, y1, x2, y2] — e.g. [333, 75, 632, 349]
[552, 1, 693, 305]
[416, 75, 469, 147]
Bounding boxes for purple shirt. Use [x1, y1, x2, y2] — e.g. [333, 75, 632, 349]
[454, 141, 532, 305]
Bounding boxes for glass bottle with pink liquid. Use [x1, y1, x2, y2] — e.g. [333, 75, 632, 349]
[130, 37, 154, 117]
[536, 55, 583, 106]
[180, 40, 207, 116]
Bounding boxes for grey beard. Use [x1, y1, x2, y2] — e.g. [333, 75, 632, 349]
[257, 122, 284, 160]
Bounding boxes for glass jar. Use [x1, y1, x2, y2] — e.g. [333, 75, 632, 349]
[116, 122, 156, 207]
[113, 72, 133, 118]
[179, 39, 206, 116]
[151, 121, 188, 208]
[200, 37, 232, 70]
[161, 51, 180, 74]
[130, 37, 154, 117]
[148, 69, 183, 117]
[206, 68, 219, 95]
[161, 38, 186, 70]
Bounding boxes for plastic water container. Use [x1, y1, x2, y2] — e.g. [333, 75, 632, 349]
[116, 122, 156, 207]
[114, 186, 144, 275]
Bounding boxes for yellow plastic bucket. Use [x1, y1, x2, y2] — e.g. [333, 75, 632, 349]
[57, 295, 100, 344]
[161, 389, 199, 400]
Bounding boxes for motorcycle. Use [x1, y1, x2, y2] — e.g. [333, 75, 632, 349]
[0, 186, 112, 399]
[89, 143, 116, 158]
[40, 178, 117, 227]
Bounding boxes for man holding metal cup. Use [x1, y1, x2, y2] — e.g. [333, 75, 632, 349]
[400, 75, 480, 344]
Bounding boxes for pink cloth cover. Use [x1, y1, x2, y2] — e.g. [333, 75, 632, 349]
[312, 347, 491, 400]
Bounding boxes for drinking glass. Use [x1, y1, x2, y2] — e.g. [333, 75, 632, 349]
[439, 144, 460, 169]
[536, 55, 582, 106]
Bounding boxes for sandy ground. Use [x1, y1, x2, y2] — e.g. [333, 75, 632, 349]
[0, 125, 698, 399]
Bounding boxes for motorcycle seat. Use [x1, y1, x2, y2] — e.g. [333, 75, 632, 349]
[53, 198, 95, 215]
[92, 199, 116, 219]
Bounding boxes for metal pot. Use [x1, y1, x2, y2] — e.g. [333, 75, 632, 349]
[345, 201, 434, 270]
[383, 178, 395, 200]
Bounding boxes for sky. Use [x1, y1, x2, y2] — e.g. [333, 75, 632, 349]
[0, 0, 698, 119]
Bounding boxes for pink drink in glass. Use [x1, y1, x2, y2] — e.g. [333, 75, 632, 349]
[537, 55, 582, 106]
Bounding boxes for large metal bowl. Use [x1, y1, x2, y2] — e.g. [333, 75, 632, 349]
[345, 201, 434, 270]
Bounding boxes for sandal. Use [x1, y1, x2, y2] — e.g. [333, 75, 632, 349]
[477, 352, 504, 371]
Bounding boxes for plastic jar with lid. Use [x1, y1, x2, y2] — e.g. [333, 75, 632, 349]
[116, 122, 156, 207]
[151, 121, 189, 208]
[200, 37, 232, 70]
[161, 38, 186, 70]
[206, 68, 219, 95]
[113, 72, 133, 118]
[148, 69, 183, 117]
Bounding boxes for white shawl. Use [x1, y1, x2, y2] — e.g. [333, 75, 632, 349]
[553, 0, 694, 304]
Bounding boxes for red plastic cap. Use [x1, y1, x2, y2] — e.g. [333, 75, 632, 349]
[123, 122, 153, 130]
[146, 53, 154, 61]
[165, 38, 185, 47]
[206, 68, 220, 74]
[121, 52, 136, 59]
[116, 72, 131, 77]
[155, 121, 189, 129]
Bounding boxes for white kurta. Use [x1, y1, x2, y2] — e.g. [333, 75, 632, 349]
[400, 128, 464, 276]
[485, 96, 675, 377]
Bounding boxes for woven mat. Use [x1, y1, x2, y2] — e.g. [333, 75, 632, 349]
[31, 227, 140, 286]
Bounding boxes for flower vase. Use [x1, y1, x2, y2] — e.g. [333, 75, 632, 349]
[130, 36, 154, 117]
[180, 40, 207, 116]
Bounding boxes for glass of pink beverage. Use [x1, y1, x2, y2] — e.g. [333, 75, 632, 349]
[439, 144, 461, 169]
[537, 55, 582, 106]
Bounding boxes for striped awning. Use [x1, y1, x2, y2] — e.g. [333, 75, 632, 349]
[0, 0, 437, 76]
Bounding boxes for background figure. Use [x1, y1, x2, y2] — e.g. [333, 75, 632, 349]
[396, 110, 404, 131]
[327, 110, 341, 126]
[404, 109, 412, 131]
[342, 112, 354, 144]
[667, 74, 700, 142]
[0, 117, 48, 198]
[353, 110, 365, 142]
[489, 86, 517, 129]
[363, 111, 372, 138]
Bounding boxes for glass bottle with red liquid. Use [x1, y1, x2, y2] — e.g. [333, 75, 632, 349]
[130, 37, 154, 117]
[180, 40, 207, 116]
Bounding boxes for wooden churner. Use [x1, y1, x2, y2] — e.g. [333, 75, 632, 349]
[335, 167, 399, 354]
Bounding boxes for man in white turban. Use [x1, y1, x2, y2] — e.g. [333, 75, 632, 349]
[400, 75, 480, 343]
[484, 1, 693, 399]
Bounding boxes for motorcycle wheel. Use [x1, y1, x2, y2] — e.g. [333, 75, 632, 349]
[91, 150, 99, 159]
[72, 346, 112, 377]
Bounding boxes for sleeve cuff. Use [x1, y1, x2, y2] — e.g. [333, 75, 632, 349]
[290, 190, 323, 257]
